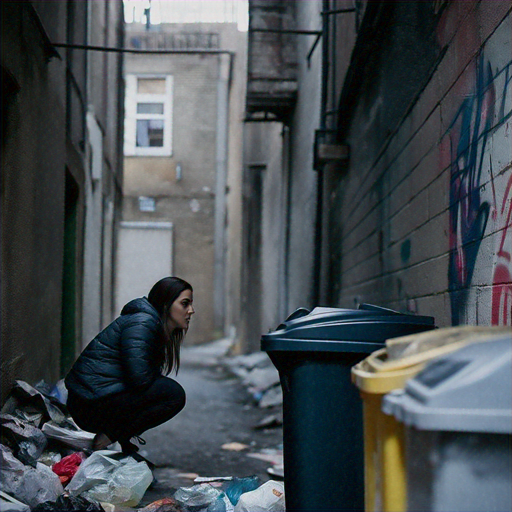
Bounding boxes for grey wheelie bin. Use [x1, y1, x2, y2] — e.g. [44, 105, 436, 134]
[261, 304, 435, 512]
[383, 334, 512, 512]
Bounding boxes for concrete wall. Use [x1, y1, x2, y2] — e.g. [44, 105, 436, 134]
[224, 27, 247, 340]
[327, 0, 512, 326]
[286, 0, 322, 313]
[241, 122, 286, 350]
[1, 2, 67, 394]
[82, 0, 124, 346]
[240, 0, 322, 352]
[1, 1, 124, 400]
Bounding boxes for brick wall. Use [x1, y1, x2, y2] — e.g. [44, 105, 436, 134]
[328, 0, 511, 326]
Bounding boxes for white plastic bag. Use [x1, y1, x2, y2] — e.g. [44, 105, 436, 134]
[0, 491, 30, 512]
[234, 480, 285, 512]
[66, 450, 120, 493]
[22, 463, 65, 508]
[0, 445, 63, 509]
[41, 421, 95, 451]
[174, 483, 223, 510]
[66, 450, 153, 508]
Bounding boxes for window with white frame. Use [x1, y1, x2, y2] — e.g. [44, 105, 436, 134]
[124, 75, 173, 156]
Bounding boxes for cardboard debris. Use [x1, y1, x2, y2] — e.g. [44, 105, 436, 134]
[194, 476, 233, 483]
[221, 442, 249, 452]
[258, 386, 283, 408]
[138, 497, 183, 512]
[246, 448, 283, 467]
[254, 413, 282, 430]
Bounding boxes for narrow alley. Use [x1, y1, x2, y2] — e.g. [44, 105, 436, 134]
[2, 0, 512, 511]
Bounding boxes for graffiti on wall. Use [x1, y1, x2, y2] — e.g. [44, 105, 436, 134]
[491, 174, 512, 325]
[445, 52, 512, 325]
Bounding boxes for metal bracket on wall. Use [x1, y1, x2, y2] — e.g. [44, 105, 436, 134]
[306, 7, 357, 66]
[244, 111, 282, 123]
[313, 129, 349, 171]
[249, 28, 322, 36]
[26, 2, 62, 62]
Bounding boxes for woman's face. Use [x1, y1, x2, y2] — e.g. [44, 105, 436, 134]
[167, 289, 194, 330]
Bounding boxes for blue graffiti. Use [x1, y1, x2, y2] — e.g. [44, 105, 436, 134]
[447, 53, 512, 324]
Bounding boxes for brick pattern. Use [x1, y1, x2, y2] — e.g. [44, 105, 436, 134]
[333, 2, 512, 326]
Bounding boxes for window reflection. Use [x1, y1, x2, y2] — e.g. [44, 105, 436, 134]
[137, 78, 166, 94]
[137, 103, 164, 114]
[136, 119, 164, 147]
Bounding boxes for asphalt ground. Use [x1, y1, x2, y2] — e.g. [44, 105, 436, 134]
[136, 345, 283, 508]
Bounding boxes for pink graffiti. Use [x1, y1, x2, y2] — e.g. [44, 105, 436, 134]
[491, 175, 512, 325]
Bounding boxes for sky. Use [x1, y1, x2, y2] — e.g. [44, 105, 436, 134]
[123, 0, 249, 31]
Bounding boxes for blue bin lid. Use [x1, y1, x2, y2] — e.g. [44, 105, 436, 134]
[261, 304, 435, 354]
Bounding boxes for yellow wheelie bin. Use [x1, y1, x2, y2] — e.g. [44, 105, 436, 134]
[351, 326, 511, 512]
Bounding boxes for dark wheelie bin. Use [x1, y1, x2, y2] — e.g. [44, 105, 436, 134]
[261, 304, 435, 512]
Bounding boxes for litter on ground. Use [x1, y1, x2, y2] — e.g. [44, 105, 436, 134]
[0, 379, 285, 511]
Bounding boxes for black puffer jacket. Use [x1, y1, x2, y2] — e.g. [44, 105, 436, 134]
[65, 298, 163, 401]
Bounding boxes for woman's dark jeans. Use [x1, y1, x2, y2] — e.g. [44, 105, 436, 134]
[67, 376, 186, 448]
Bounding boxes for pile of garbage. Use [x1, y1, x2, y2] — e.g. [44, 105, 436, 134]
[141, 477, 284, 512]
[0, 379, 153, 511]
[224, 353, 282, 410]
[0, 380, 286, 512]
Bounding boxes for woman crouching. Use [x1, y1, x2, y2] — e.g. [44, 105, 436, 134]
[65, 277, 194, 460]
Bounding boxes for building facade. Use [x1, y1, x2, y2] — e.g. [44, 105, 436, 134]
[240, 0, 512, 352]
[1, 1, 124, 401]
[119, 22, 246, 344]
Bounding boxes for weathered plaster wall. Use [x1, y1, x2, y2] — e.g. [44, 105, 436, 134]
[240, 0, 323, 352]
[286, 0, 323, 314]
[1, 1, 125, 400]
[240, 122, 284, 351]
[82, 0, 124, 346]
[123, 43, 217, 344]
[122, 23, 246, 344]
[224, 26, 247, 341]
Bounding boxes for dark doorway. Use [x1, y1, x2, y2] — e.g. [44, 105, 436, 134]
[61, 169, 79, 376]
[242, 164, 264, 351]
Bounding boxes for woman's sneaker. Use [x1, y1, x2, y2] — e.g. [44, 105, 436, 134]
[120, 435, 146, 454]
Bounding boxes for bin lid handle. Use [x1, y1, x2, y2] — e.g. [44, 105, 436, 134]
[285, 307, 310, 322]
[276, 308, 311, 329]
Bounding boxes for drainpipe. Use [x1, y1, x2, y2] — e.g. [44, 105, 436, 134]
[312, 0, 330, 307]
[213, 52, 231, 334]
[283, 125, 292, 317]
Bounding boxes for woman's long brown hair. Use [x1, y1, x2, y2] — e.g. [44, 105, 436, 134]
[148, 277, 193, 374]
